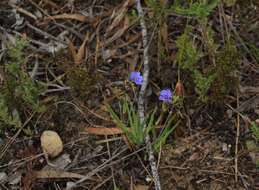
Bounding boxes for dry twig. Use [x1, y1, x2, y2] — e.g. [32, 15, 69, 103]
[235, 91, 240, 182]
[135, 1, 162, 190]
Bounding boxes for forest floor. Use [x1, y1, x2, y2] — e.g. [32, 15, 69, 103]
[0, 0, 258, 189]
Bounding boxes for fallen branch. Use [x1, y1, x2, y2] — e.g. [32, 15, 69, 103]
[35, 170, 86, 179]
[135, 1, 162, 190]
[44, 13, 93, 23]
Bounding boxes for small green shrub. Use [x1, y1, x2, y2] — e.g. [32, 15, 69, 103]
[171, 0, 219, 18]
[175, 20, 239, 102]
[0, 95, 21, 131]
[251, 122, 259, 140]
[246, 122, 259, 167]
[175, 27, 216, 102]
[193, 70, 216, 102]
[146, 0, 219, 18]
[0, 38, 44, 133]
[176, 27, 202, 70]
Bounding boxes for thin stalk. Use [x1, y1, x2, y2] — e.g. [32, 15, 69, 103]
[135, 1, 162, 190]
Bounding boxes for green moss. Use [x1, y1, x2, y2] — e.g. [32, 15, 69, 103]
[66, 67, 98, 99]
[209, 41, 239, 101]
[246, 140, 259, 151]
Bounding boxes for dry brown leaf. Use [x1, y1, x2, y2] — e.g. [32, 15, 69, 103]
[102, 49, 117, 60]
[107, 0, 133, 32]
[102, 17, 130, 47]
[35, 170, 85, 179]
[68, 40, 77, 63]
[85, 125, 163, 136]
[237, 95, 259, 112]
[122, 134, 134, 151]
[133, 184, 149, 190]
[86, 126, 134, 150]
[175, 81, 184, 97]
[75, 33, 89, 65]
[188, 152, 200, 161]
[240, 85, 259, 94]
[42, 0, 60, 9]
[161, 22, 169, 52]
[14, 5, 37, 20]
[68, 33, 89, 65]
[85, 127, 123, 135]
[160, 0, 169, 5]
[45, 13, 91, 22]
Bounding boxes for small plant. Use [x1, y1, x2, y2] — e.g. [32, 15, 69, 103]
[251, 122, 259, 140]
[106, 96, 177, 151]
[175, 27, 202, 70]
[175, 27, 216, 101]
[0, 95, 21, 132]
[146, 0, 168, 20]
[0, 38, 44, 133]
[127, 9, 138, 23]
[153, 114, 178, 152]
[107, 97, 154, 145]
[5, 38, 44, 111]
[246, 122, 259, 167]
[171, 0, 219, 18]
[193, 70, 216, 102]
[146, 0, 219, 19]
[175, 19, 239, 102]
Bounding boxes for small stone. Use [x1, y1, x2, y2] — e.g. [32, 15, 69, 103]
[9, 172, 21, 185]
[0, 138, 4, 145]
[66, 181, 76, 189]
[0, 172, 7, 183]
[41, 130, 63, 158]
[254, 109, 259, 116]
[43, 154, 71, 170]
[222, 143, 228, 152]
[226, 109, 233, 118]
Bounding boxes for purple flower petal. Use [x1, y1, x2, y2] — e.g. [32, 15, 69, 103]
[134, 75, 143, 85]
[129, 71, 143, 86]
[159, 89, 172, 102]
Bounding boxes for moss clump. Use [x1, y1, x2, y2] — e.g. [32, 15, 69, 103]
[66, 67, 98, 99]
[209, 41, 239, 101]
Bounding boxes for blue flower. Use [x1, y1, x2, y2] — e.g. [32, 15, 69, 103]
[129, 71, 143, 86]
[159, 89, 172, 102]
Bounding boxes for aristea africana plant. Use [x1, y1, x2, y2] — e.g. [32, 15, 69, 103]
[107, 96, 178, 151]
[106, 97, 155, 145]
